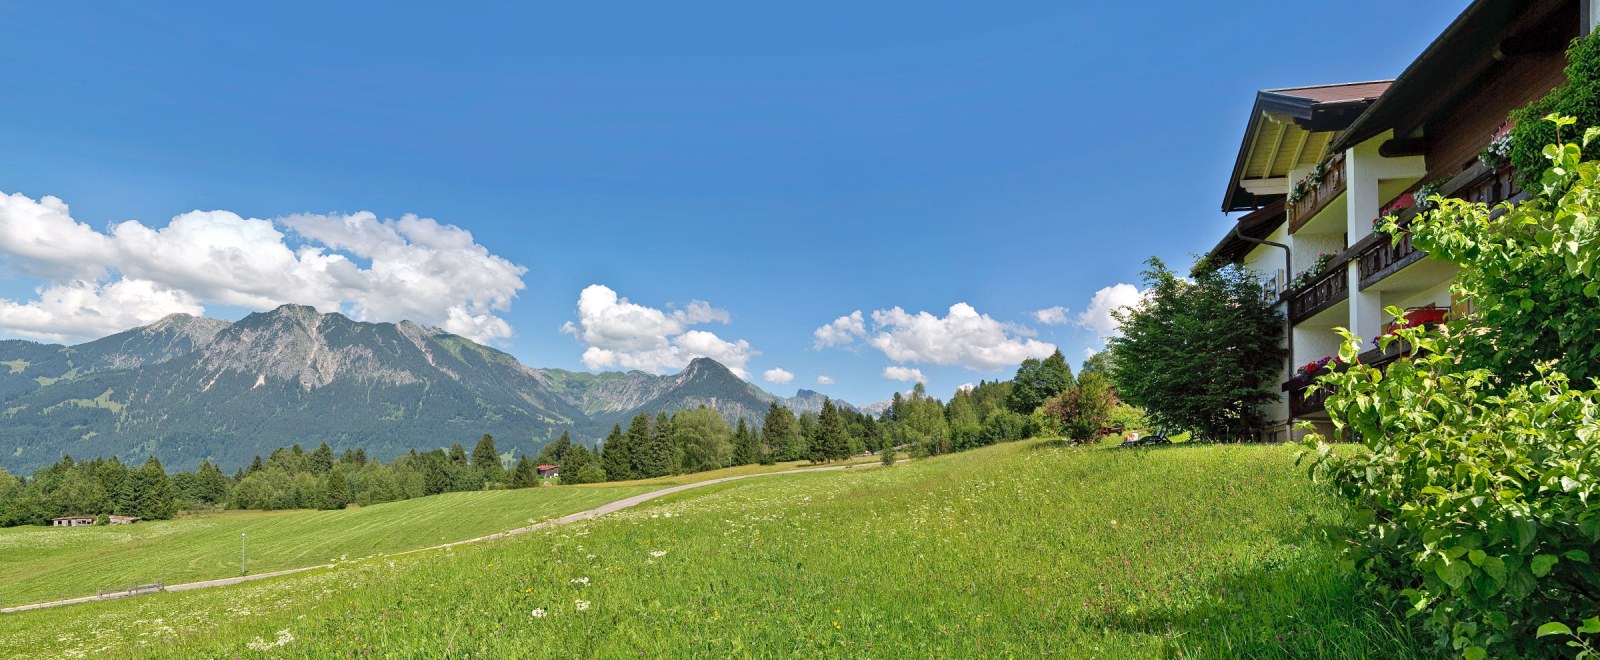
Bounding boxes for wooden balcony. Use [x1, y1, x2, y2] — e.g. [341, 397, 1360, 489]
[1353, 163, 1523, 290]
[1287, 264, 1348, 325]
[1288, 151, 1346, 232]
[1283, 341, 1409, 418]
[1286, 374, 1333, 417]
[1356, 223, 1424, 290]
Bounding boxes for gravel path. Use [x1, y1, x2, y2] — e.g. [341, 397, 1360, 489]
[0, 462, 878, 614]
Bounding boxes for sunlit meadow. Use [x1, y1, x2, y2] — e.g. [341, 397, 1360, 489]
[0, 440, 1426, 658]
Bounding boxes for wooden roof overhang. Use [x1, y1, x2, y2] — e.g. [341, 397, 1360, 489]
[1207, 199, 1286, 265]
[1222, 82, 1391, 212]
[1331, 0, 1579, 156]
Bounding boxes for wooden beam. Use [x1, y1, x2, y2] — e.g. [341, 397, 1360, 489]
[1241, 112, 1267, 179]
[1260, 123, 1287, 178]
[1289, 129, 1310, 169]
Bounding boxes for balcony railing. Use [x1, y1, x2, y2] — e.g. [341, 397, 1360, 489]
[1357, 226, 1424, 289]
[1353, 163, 1523, 290]
[1289, 151, 1347, 232]
[1287, 264, 1349, 324]
[1283, 341, 1411, 417]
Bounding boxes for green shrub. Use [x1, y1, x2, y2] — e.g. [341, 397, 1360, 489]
[1509, 33, 1600, 193]
[1303, 327, 1600, 658]
[1108, 257, 1285, 442]
[1041, 372, 1117, 443]
[1308, 119, 1600, 658]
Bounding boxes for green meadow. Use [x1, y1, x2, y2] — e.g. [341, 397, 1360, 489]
[0, 484, 655, 608]
[0, 439, 1425, 658]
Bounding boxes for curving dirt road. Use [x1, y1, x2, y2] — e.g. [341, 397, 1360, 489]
[0, 461, 882, 614]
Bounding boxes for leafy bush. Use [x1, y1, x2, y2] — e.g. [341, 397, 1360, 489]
[1510, 33, 1600, 193]
[1041, 372, 1117, 443]
[1307, 119, 1600, 658]
[979, 409, 1030, 445]
[1108, 258, 1286, 441]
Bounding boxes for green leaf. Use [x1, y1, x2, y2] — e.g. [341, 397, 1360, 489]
[1532, 554, 1559, 577]
[1565, 549, 1591, 564]
[1538, 621, 1574, 637]
[1463, 647, 1486, 660]
[1587, 126, 1600, 147]
[1480, 555, 1507, 585]
[1580, 617, 1600, 634]
[1438, 560, 1471, 589]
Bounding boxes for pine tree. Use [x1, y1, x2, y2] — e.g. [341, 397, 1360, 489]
[510, 455, 539, 488]
[309, 443, 335, 474]
[320, 468, 349, 510]
[472, 434, 504, 483]
[815, 399, 851, 462]
[194, 460, 230, 504]
[561, 445, 596, 484]
[600, 424, 634, 481]
[448, 443, 469, 466]
[535, 432, 572, 466]
[731, 418, 759, 466]
[629, 413, 670, 478]
[762, 403, 802, 462]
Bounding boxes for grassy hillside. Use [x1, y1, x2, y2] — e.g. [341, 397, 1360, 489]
[0, 440, 1425, 658]
[0, 484, 654, 608]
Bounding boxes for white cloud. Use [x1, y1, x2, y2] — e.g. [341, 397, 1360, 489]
[1084, 347, 1098, 360]
[867, 303, 1056, 371]
[1075, 283, 1145, 337]
[812, 310, 865, 349]
[816, 375, 835, 386]
[956, 382, 976, 393]
[0, 191, 528, 344]
[0, 279, 202, 343]
[882, 365, 927, 385]
[763, 367, 795, 385]
[561, 284, 757, 378]
[1033, 306, 1070, 325]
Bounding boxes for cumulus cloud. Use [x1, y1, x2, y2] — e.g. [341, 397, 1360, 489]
[816, 375, 835, 386]
[763, 367, 795, 385]
[0, 191, 528, 344]
[866, 303, 1055, 371]
[1033, 306, 1070, 325]
[813, 310, 865, 349]
[560, 284, 757, 378]
[956, 382, 976, 393]
[1076, 283, 1146, 337]
[882, 365, 927, 385]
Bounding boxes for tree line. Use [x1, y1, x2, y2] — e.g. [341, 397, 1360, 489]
[0, 349, 1132, 526]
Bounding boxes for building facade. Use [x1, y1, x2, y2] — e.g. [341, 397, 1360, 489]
[1211, 0, 1595, 441]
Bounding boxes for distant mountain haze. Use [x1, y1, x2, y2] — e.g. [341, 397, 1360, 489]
[0, 305, 854, 472]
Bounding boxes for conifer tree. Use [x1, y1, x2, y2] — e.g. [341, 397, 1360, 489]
[630, 413, 671, 478]
[536, 432, 572, 466]
[320, 468, 349, 510]
[762, 403, 801, 462]
[309, 442, 335, 474]
[600, 424, 634, 481]
[472, 434, 503, 483]
[731, 418, 759, 466]
[562, 444, 596, 484]
[510, 455, 539, 488]
[815, 399, 851, 462]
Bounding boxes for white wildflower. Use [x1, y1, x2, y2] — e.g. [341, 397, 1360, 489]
[531, 608, 547, 619]
[650, 550, 667, 558]
[570, 577, 589, 586]
[576, 600, 591, 611]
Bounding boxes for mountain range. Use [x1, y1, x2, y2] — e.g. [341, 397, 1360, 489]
[0, 305, 853, 473]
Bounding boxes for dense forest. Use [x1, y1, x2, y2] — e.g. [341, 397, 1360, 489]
[0, 349, 1133, 526]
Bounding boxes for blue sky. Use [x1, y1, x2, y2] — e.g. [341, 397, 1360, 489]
[0, 1, 1464, 405]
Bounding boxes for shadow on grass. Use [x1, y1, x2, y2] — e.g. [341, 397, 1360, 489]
[1073, 532, 1433, 658]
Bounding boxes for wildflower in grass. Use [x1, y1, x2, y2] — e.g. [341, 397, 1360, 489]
[531, 608, 547, 619]
[570, 577, 589, 586]
[576, 599, 591, 611]
[650, 550, 667, 558]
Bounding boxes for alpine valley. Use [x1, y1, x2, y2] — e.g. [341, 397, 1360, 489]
[0, 305, 848, 472]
